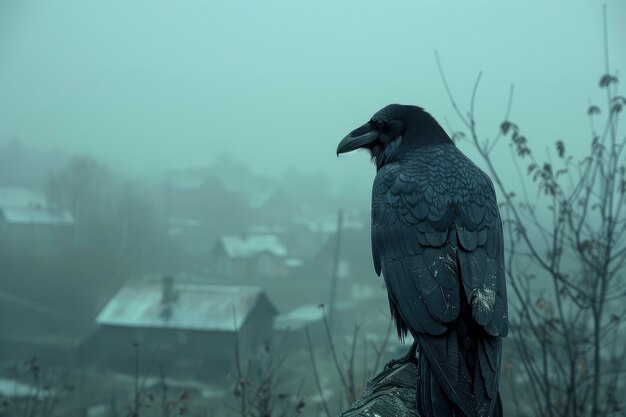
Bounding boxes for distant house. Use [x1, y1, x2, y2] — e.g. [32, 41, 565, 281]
[247, 189, 298, 226]
[82, 278, 278, 378]
[162, 172, 255, 261]
[0, 186, 73, 255]
[166, 172, 250, 231]
[302, 224, 383, 313]
[287, 210, 366, 261]
[274, 304, 326, 350]
[211, 234, 293, 279]
[310, 226, 374, 283]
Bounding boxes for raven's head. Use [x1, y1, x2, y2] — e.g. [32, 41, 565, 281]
[336, 104, 452, 170]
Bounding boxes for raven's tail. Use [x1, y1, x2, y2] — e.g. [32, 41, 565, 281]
[416, 267, 504, 417]
[419, 353, 466, 417]
[416, 330, 503, 417]
[416, 331, 474, 417]
[494, 393, 503, 417]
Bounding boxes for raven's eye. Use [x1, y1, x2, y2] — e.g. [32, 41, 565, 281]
[375, 120, 385, 129]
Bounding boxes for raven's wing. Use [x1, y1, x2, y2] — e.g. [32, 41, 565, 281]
[371, 145, 508, 417]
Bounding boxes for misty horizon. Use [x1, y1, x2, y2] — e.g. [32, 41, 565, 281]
[1, 1, 624, 184]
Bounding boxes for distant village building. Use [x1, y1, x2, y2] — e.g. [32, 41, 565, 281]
[211, 234, 296, 279]
[0, 186, 73, 255]
[310, 226, 375, 284]
[82, 278, 278, 378]
[274, 304, 326, 350]
[287, 211, 366, 261]
[164, 171, 252, 254]
[247, 189, 298, 226]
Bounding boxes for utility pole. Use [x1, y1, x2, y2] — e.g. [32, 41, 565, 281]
[328, 209, 344, 332]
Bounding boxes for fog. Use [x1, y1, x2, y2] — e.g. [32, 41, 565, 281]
[1, 1, 624, 179]
[0, 1, 625, 416]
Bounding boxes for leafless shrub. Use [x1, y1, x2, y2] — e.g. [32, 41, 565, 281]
[0, 357, 75, 417]
[435, 6, 625, 416]
[228, 316, 306, 417]
[306, 306, 393, 417]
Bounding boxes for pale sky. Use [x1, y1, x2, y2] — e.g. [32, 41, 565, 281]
[0, 0, 624, 186]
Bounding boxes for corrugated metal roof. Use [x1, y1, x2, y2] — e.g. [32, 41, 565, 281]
[219, 234, 287, 258]
[96, 281, 274, 331]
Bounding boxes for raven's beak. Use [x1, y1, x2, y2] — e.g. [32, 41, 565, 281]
[337, 122, 378, 155]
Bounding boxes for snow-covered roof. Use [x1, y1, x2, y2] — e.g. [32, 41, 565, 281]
[246, 224, 287, 235]
[1, 207, 73, 225]
[291, 215, 365, 233]
[285, 258, 304, 268]
[218, 234, 287, 259]
[0, 377, 40, 399]
[274, 304, 325, 331]
[96, 281, 276, 331]
[167, 217, 204, 236]
[0, 186, 47, 208]
[0, 187, 73, 225]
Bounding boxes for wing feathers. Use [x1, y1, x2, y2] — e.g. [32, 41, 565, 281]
[457, 225, 479, 251]
[384, 260, 448, 335]
[371, 145, 508, 417]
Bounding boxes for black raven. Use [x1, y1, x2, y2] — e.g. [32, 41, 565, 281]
[337, 104, 508, 417]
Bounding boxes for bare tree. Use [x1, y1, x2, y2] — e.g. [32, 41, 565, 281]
[436, 7, 625, 416]
[45, 154, 160, 274]
[45, 154, 111, 225]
